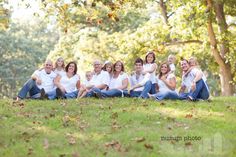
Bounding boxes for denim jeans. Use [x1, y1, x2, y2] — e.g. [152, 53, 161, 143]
[130, 81, 152, 98]
[150, 83, 157, 94]
[152, 90, 179, 100]
[92, 88, 128, 98]
[179, 79, 209, 100]
[47, 89, 78, 99]
[18, 79, 41, 99]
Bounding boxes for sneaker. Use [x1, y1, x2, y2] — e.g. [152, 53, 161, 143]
[187, 96, 194, 101]
[94, 92, 103, 99]
[40, 88, 46, 100]
[56, 88, 64, 99]
[148, 93, 156, 100]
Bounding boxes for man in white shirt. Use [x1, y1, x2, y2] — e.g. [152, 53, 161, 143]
[16, 60, 57, 100]
[179, 59, 209, 101]
[129, 58, 152, 98]
[86, 60, 110, 97]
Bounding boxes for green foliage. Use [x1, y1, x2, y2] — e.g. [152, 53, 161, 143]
[0, 19, 58, 98]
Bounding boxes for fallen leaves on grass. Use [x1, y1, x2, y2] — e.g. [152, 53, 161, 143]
[43, 138, 49, 149]
[144, 143, 153, 149]
[185, 114, 193, 118]
[131, 137, 146, 143]
[111, 112, 118, 119]
[111, 120, 121, 130]
[160, 102, 165, 106]
[105, 140, 122, 151]
[66, 133, 76, 145]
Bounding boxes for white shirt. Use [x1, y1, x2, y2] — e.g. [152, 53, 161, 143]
[130, 72, 151, 91]
[156, 73, 176, 92]
[84, 79, 92, 87]
[60, 74, 80, 93]
[33, 69, 57, 92]
[109, 73, 128, 89]
[54, 69, 66, 77]
[182, 68, 202, 92]
[143, 63, 156, 83]
[169, 63, 175, 73]
[90, 70, 110, 87]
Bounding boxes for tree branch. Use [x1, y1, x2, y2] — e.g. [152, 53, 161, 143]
[163, 40, 203, 46]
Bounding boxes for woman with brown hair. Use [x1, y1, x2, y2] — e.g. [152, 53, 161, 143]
[148, 62, 178, 100]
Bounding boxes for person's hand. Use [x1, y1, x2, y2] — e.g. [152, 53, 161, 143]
[160, 75, 167, 81]
[191, 82, 196, 91]
[141, 71, 147, 75]
[36, 79, 42, 85]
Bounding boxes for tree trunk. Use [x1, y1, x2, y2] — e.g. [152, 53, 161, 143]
[206, 0, 234, 96]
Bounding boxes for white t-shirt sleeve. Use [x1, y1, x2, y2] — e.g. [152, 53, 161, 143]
[32, 70, 41, 77]
[167, 73, 175, 80]
[101, 72, 110, 86]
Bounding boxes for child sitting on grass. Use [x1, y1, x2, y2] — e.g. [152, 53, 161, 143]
[77, 71, 94, 98]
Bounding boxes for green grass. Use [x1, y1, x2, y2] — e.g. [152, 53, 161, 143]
[0, 97, 236, 157]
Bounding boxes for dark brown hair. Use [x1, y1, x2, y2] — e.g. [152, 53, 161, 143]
[145, 51, 156, 64]
[158, 62, 170, 79]
[113, 61, 125, 72]
[65, 61, 77, 75]
[134, 58, 144, 65]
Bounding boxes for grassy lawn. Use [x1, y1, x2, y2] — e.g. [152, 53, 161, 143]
[0, 97, 236, 157]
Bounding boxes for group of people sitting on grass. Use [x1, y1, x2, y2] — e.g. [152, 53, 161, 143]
[16, 51, 210, 101]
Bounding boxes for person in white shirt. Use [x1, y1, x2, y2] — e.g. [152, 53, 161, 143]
[47, 61, 80, 99]
[167, 54, 176, 73]
[148, 62, 178, 100]
[94, 61, 129, 98]
[77, 71, 94, 98]
[179, 59, 209, 101]
[143, 51, 157, 94]
[53, 57, 66, 77]
[16, 60, 57, 100]
[102, 61, 113, 78]
[129, 58, 152, 98]
[85, 60, 110, 97]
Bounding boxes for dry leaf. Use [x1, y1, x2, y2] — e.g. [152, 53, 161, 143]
[105, 140, 122, 151]
[185, 114, 193, 118]
[111, 112, 118, 119]
[132, 137, 145, 143]
[43, 138, 49, 149]
[144, 143, 153, 149]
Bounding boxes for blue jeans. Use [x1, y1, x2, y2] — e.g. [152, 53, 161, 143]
[47, 89, 78, 99]
[18, 79, 41, 99]
[93, 88, 128, 98]
[130, 81, 152, 98]
[150, 83, 157, 94]
[152, 90, 179, 100]
[179, 79, 209, 100]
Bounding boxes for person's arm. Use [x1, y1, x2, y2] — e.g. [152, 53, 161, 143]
[95, 84, 108, 90]
[191, 69, 203, 91]
[76, 80, 81, 89]
[54, 75, 66, 92]
[130, 73, 150, 90]
[143, 63, 157, 73]
[116, 78, 128, 90]
[31, 71, 42, 85]
[162, 77, 176, 90]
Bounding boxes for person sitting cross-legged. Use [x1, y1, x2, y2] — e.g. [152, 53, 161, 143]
[129, 58, 152, 99]
[148, 62, 179, 101]
[179, 59, 210, 101]
[85, 60, 110, 97]
[47, 61, 80, 99]
[93, 61, 129, 98]
[16, 60, 57, 101]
